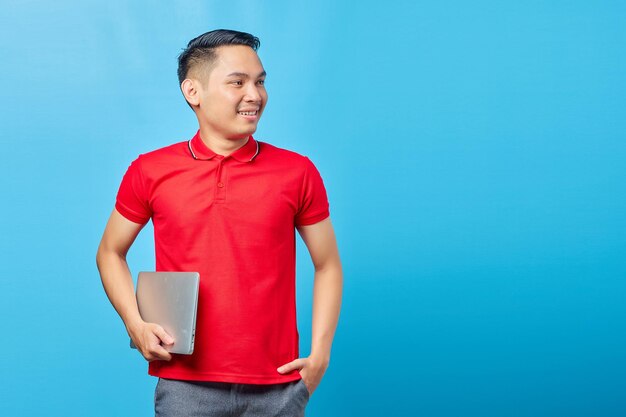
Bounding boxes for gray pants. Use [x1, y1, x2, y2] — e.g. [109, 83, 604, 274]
[154, 378, 310, 417]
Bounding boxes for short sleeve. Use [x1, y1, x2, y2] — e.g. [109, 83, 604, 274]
[115, 157, 152, 224]
[295, 157, 330, 226]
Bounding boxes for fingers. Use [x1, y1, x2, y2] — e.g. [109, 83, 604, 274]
[131, 322, 175, 362]
[277, 358, 305, 374]
[144, 324, 174, 361]
[146, 343, 172, 362]
[142, 339, 172, 362]
[153, 324, 175, 346]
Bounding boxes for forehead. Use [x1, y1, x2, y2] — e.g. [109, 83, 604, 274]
[211, 45, 265, 76]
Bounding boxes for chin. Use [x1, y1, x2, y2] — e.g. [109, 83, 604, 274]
[239, 127, 258, 137]
[228, 131, 255, 140]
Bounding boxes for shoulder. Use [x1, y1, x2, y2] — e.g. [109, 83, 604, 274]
[120, 140, 190, 184]
[136, 140, 189, 163]
[257, 141, 316, 170]
[126, 140, 190, 174]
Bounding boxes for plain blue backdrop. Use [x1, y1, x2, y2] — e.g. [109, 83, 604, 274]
[1, 1, 625, 416]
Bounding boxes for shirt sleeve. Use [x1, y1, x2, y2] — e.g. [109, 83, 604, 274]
[115, 156, 152, 224]
[295, 157, 330, 226]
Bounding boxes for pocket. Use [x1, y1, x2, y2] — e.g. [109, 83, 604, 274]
[297, 379, 311, 401]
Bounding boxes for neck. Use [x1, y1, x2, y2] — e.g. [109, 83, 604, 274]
[198, 128, 249, 156]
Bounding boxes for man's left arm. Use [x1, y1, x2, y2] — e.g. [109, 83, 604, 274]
[277, 217, 343, 396]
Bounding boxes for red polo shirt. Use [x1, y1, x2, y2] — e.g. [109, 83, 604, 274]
[115, 130, 329, 384]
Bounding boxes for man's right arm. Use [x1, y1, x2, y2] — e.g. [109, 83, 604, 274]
[96, 208, 174, 362]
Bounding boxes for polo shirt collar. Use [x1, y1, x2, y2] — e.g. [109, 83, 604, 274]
[188, 130, 260, 162]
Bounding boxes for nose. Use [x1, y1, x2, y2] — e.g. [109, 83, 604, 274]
[244, 83, 263, 103]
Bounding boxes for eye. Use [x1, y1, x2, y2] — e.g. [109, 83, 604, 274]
[257, 79, 265, 86]
[231, 80, 243, 86]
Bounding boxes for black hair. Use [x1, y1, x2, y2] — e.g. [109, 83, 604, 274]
[177, 29, 260, 86]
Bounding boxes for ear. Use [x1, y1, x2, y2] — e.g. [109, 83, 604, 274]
[181, 79, 201, 107]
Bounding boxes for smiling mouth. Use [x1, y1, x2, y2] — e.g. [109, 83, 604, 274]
[238, 110, 258, 116]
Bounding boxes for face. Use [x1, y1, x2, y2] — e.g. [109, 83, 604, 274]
[187, 45, 268, 141]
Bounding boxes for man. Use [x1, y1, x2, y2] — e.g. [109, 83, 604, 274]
[96, 29, 343, 416]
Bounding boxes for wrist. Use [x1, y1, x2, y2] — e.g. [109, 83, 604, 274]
[125, 316, 145, 336]
[309, 352, 330, 367]
[310, 343, 331, 363]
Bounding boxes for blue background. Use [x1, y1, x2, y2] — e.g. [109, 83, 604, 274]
[1, 1, 625, 416]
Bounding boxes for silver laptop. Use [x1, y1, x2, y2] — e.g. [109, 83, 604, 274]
[131, 271, 200, 355]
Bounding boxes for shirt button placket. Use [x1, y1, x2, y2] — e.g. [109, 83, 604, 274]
[215, 156, 226, 203]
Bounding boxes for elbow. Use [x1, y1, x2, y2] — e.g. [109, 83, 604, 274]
[314, 257, 343, 277]
[95, 242, 122, 273]
[95, 243, 105, 272]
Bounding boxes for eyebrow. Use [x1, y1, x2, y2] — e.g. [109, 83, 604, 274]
[226, 70, 267, 78]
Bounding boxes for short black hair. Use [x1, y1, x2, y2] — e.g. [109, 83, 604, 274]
[177, 29, 260, 85]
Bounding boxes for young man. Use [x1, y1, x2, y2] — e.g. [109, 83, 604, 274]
[96, 30, 343, 416]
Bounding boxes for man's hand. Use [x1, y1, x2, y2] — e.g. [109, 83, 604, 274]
[277, 355, 329, 396]
[127, 320, 175, 362]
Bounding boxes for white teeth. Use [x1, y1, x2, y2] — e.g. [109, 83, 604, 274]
[238, 111, 258, 116]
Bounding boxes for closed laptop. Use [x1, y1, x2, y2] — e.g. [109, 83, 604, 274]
[131, 271, 200, 355]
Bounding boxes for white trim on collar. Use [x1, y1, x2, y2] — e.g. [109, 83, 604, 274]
[188, 139, 260, 162]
